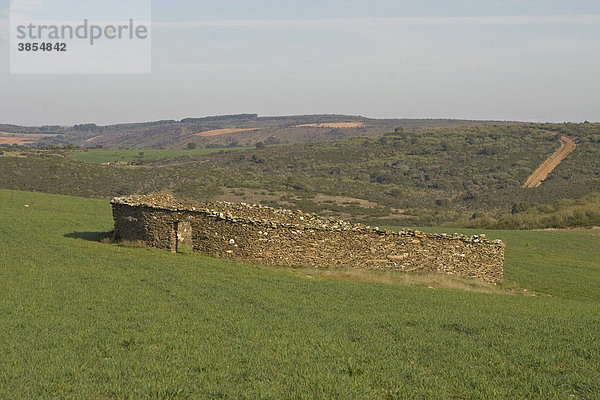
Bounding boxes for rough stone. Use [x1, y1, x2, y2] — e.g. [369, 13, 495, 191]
[111, 194, 505, 283]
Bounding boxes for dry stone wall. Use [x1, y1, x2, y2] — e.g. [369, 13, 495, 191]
[111, 194, 504, 283]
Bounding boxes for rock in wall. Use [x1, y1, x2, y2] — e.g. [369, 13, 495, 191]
[111, 195, 504, 283]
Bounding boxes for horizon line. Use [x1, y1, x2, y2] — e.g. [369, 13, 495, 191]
[152, 15, 600, 29]
[2, 115, 597, 128]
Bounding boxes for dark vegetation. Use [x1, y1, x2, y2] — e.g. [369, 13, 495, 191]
[494, 193, 600, 230]
[68, 147, 249, 164]
[0, 124, 55, 134]
[1, 122, 598, 229]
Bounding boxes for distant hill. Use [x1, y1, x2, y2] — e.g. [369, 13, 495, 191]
[0, 114, 520, 149]
[1, 122, 598, 228]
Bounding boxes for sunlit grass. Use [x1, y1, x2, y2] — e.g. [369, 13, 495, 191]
[1, 189, 599, 398]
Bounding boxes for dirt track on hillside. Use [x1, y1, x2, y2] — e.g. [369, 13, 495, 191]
[522, 134, 577, 188]
[85, 135, 104, 143]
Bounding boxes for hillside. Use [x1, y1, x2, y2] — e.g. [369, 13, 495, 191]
[1, 123, 598, 228]
[1, 189, 599, 398]
[0, 114, 518, 149]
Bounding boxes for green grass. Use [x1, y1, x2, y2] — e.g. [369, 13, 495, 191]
[1, 189, 599, 399]
[69, 147, 248, 163]
[387, 226, 600, 303]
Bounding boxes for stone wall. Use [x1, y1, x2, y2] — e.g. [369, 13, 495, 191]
[111, 194, 505, 283]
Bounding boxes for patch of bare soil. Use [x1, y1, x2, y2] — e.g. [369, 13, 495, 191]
[212, 188, 295, 207]
[311, 194, 380, 209]
[212, 189, 388, 215]
[295, 122, 364, 129]
[194, 128, 262, 137]
[523, 134, 577, 188]
[85, 135, 105, 143]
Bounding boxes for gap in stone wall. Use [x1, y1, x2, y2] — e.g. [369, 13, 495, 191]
[175, 221, 193, 254]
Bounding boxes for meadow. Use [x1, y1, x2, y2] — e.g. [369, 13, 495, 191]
[0, 189, 599, 398]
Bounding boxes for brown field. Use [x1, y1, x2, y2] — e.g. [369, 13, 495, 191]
[194, 128, 262, 137]
[0, 136, 34, 145]
[295, 122, 364, 129]
[0, 132, 59, 146]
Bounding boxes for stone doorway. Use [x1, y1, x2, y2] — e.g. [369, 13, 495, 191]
[175, 221, 193, 254]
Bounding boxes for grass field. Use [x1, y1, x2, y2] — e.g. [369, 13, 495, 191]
[69, 147, 247, 163]
[1, 189, 599, 398]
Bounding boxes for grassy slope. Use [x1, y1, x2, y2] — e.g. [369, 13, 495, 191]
[1, 189, 599, 398]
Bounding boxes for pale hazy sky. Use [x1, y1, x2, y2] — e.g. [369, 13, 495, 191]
[1, 0, 599, 125]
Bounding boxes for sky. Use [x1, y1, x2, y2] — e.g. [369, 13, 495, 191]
[0, 0, 599, 126]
